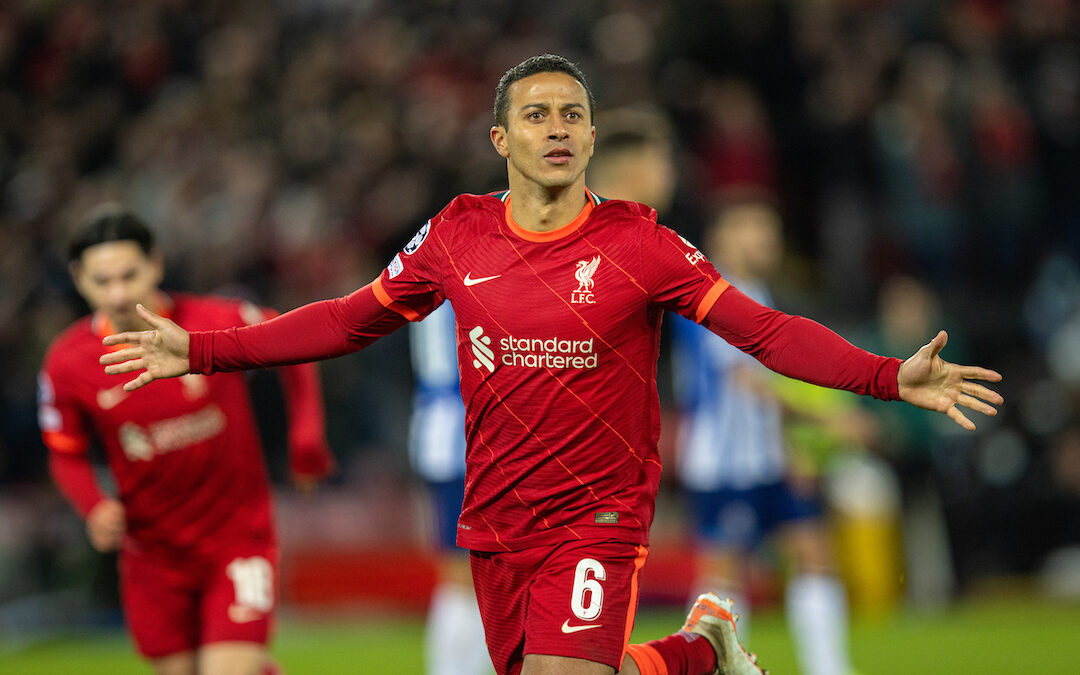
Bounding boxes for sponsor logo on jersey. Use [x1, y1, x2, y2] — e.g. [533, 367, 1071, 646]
[571, 256, 600, 304]
[118, 404, 227, 461]
[678, 234, 707, 265]
[470, 326, 495, 372]
[468, 326, 600, 371]
[403, 221, 430, 254]
[387, 254, 404, 279]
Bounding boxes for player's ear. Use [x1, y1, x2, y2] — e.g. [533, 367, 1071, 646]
[148, 250, 165, 285]
[68, 260, 85, 293]
[491, 125, 510, 158]
[588, 125, 595, 157]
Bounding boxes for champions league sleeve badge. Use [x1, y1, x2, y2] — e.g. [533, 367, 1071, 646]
[403, 221, 430, 255]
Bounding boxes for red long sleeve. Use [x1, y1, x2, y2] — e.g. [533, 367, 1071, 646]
[190, 282, 409, 375]
[703, 286, 901, 401]
[49, 452, 106, 518]
[277, 360, 335, 478]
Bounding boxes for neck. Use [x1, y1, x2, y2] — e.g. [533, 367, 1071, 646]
[506, 174, 589, 232]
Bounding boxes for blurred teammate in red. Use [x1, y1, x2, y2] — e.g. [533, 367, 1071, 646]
[100, 55, 1002, 675]
[39, 206, 334, 675]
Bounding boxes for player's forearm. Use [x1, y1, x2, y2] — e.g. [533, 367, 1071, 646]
[703, 286, 901, 401]
[278, 360, 334, 474]
[190, 283, 409, 374]
[48, 452, 106, 518]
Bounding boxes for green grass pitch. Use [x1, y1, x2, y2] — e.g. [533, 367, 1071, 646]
[3, 599, 1079, 674]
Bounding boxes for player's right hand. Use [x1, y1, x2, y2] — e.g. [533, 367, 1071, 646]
[100, 304, 191, 391]
[87, 498, 126, 553]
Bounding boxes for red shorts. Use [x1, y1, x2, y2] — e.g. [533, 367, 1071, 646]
[118, 542, 279, 659]
[470, 539, 649, 675]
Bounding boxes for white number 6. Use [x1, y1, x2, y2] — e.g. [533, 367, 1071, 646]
[570, 558, 606, 620]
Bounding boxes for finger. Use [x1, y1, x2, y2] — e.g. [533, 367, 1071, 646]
[957, 366, 1003, 383]
[947, 405, 976, 431]
[103, 331, 148, 347]
[104, 358, 144, 375]
[135, 303, 167, 326]
[123, 372, 156, 392]
[100, 346, 144, 366]
[961, 381, 1004, 405]
[926, 330, 948, 359]
[957, 393, 998, 417]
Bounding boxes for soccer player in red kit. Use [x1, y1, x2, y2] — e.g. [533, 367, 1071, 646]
[40, 207, 334, 675]
[101, 55, 1003, 675]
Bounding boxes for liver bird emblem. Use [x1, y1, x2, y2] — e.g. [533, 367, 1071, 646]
[575, 256, 601, 293]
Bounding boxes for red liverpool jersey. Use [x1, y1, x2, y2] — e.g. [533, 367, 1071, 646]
[377, 191, 728, 552]
[39, 294, 280, 557]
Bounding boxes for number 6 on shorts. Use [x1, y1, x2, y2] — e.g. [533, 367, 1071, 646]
[570, 558, 606, 621]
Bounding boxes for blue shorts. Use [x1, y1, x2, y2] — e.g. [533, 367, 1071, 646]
[684, 480, 822, 550]
[425, 477, 466, 551]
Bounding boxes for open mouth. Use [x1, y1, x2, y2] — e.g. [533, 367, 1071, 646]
[545, 148, 573, 164]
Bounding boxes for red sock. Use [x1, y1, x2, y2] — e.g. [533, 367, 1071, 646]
[625, 630, 716, 675]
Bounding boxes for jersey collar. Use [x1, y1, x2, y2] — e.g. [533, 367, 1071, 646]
[503, 189, 601, 243]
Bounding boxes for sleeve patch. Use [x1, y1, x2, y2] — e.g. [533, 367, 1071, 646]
[387, 254, 404, 279]
[402, 221, 431, 255]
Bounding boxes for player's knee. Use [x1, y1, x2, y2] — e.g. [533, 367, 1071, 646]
[198, 642, 267, 675]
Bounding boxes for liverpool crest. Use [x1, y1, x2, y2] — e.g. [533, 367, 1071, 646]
[571, 256, 600, 304]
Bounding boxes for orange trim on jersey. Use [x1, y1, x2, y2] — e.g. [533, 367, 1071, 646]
[42, 430, 89, 455]
[620, 545, 651, 665]
[625, 644, 668, 675]
[371, 278, 421, 321]
[504, 191, 596, 242]
[692, 279, 731, 324]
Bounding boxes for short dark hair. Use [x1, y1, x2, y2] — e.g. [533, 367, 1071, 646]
[68, 204, 155, 262]
[493, 54, 595, 128]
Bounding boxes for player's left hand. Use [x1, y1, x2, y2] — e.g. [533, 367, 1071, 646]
[897, 330, 1003, 431]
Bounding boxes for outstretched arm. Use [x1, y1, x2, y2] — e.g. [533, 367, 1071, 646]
[102, 282, 410, 391]
[703, 286, 1002, 430]
[896, 330, 1002, 431]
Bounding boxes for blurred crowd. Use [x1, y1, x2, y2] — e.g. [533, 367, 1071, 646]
[2, 0, 1080, 614]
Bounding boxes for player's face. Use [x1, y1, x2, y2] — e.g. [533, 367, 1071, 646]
[71, 241, 163, 332]
[491, 72, 595, 191]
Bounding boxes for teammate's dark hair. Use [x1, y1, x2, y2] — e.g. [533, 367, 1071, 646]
[493, 54, 595, 128]
[68, 205, 155, 262]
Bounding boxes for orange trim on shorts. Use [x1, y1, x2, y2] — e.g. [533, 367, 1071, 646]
[43, 431, 89, 455]
[370, 278, 421, 321]
[619, 545, 650, 666]
[693, 279, 731, 324]
[625, 643, 668, 675]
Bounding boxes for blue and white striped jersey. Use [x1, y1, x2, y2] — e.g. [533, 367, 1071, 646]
[670, 279, 786, 491]
[409, 302, 467, 482]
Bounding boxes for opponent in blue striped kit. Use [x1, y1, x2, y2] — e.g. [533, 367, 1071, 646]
[410, 303, 491, 675]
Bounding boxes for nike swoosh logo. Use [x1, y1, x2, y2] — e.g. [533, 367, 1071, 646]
[463, 273, 501, 286]
[560, 619, 602, 634]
